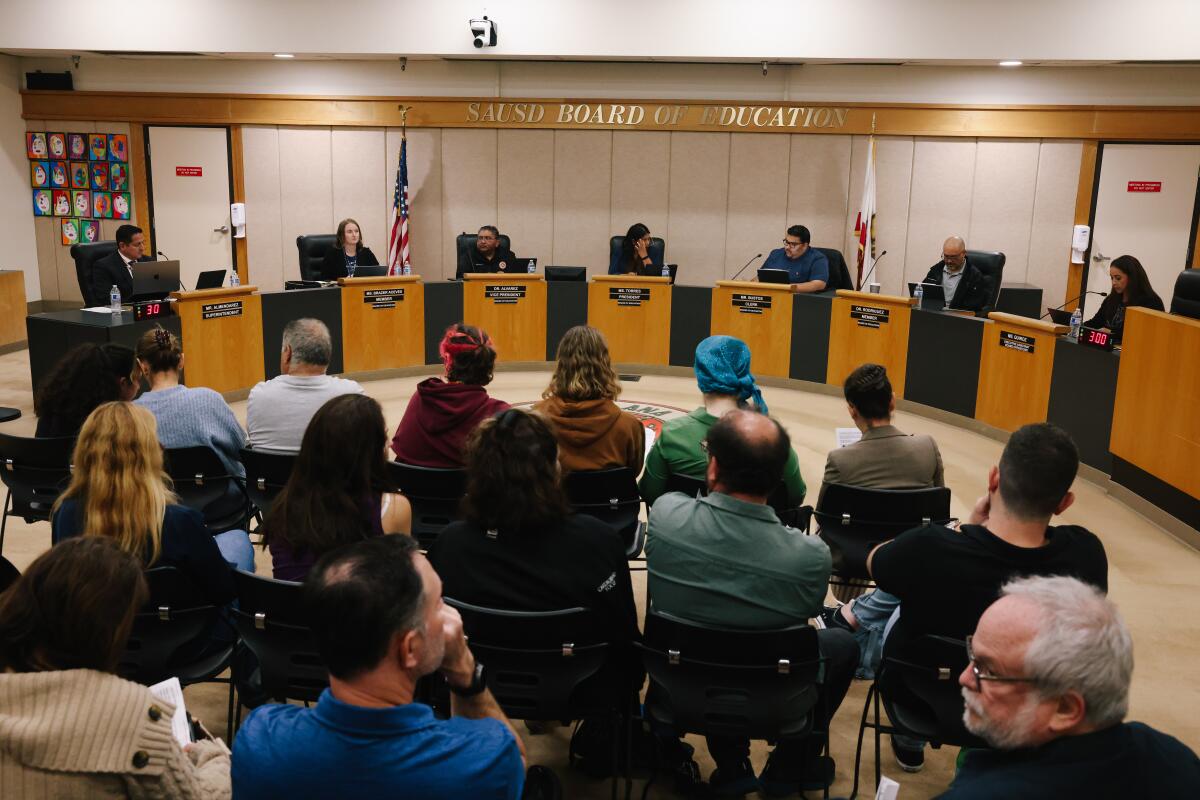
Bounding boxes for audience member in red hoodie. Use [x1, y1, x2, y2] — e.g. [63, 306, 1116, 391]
[535, 325, 645, 473]
[390, 323, 510, 467]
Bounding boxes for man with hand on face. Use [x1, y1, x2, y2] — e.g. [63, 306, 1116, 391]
[942, 575, 1200, 799]
[456, 225, 518, 280]
[232, 535, 527, 799]
[90, 223, 153, 304]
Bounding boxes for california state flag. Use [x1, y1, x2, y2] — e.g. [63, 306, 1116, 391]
[853, 137, 877, 289]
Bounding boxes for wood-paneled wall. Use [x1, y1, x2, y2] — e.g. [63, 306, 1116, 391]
[239, 126, 1083, 304]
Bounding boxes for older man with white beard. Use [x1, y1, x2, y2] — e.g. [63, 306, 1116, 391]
[940, 576, 1200, 798]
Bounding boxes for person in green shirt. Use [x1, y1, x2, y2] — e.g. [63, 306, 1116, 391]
[638, 335, 806, 507]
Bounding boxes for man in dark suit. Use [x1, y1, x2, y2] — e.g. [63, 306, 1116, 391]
[90, 224, 152, 305]
[922, 235, 993, 315]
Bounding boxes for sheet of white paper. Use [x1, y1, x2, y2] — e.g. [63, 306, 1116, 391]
[836, 427, 863, 448]
[149, 676, 191, 748]
[81, 306, 116, 313]
[875, 775, 900, 800]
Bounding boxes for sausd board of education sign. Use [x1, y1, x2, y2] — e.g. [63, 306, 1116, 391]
[465, 102, 849, 131]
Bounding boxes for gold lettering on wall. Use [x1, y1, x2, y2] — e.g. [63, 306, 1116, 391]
[465, 101, 848, 131]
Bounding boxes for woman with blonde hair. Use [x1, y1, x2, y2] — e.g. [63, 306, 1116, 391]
[534, 325, 644, 472]
[51, 401, 235, 610]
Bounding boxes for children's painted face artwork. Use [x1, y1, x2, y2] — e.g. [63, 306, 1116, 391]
[48, 133, 66, 159]
[50, 161, 68, 187]
[68, 133, 87, 159]
[108, 134, 128, 162]
[26, 133, 47, 159]
[110, 163, 129, 191]
[81, 220, 98, 242]
[70, 162, 89, 189]
[53, 190, 71, 216]
[113, 193, 131, 220]
[73, 190, 91, 216]
[31, 161, 49, 187]
[90, 162, 110, 190]
[93, 191, 112, 219]
[88, 134, 107, 161]
[61, 219, 79, 246]
[33, 190, 52, 216]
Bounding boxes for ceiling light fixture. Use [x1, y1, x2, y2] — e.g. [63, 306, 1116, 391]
[273, 53, 295, 59]
[999, 60, 1023, 67]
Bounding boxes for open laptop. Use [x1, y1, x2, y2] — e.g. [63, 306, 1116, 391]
[353, 265, 389, 277]
[131, 260, 180, 301]
[1046, 308, 1074, 326]
[636, 263, 678, 284]
[908, 281, 947, 312]
[195, 269, 226, 290]
[757, 268, 791, 285]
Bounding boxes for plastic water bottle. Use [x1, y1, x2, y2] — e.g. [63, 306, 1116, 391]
[109, 284, 121, 313]
[402, 262, 412, 276]
[229, 270, 240, 287]
[527, 259, 535, 274]
[1069, 307, 1083, 340]
[661, 263, 670, 278]
[913, 283, 924, 309]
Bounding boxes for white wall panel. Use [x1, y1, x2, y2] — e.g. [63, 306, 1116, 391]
[903, 138, 976, 291]
[242, 126, 284, 291]
[787, 134, 853, 258]
[611, 131, 670, 267]
[969, 139, 1040, 281]
[497, 129, 554, 268]
[440, 129, 497, 277]
[552, 130, 612, 274]
[666, 133, 730, 286]
[1028, 141, 1083, 307]
[725, 134, 789, 276]
[277, 127, 333, 286]
[331, 128, 386, 258]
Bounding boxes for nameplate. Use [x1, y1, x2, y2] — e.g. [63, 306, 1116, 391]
[609, 287, 650, 306]
[485, 285, 526, 304]
[1000, 330, 1036, 353]
[851, 304, 889, 329]
[363, 288, 404, 309]
[732, 293, 771, 315]
[201, 301, 243, 320]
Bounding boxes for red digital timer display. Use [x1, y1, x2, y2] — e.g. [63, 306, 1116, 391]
[133, 301, 167, 321]
[1079, 327, 1114, 352]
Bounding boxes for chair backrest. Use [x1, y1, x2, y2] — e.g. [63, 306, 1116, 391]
[638, 608, 822, 741]
[815, 247, 854, 290]
[295, 234, 336, 281]
[239, 447, 297, 517]
[878, 634, 989, 749]
[163, 446, 249, 533]
[456, 232, 513, 265]
[232, 570, 329, 703]
[0, 433, 76, 523]
[447, 597, 612, 720]
[815, 484, 952, 579]
[0, 555, 19, 593]
[563, 467, 643, 552]
[387, 461, 467, 548]
[608, 235, 666, 272]
[69, 240, 118, 306]
[1170, 269, 1200, 320]
[966, 250, 1006, 311]
[118, 566, 225, 685]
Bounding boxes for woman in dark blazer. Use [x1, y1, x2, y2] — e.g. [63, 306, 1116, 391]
[319, 218, 380, 280]
[1084, 254, 1164, 342]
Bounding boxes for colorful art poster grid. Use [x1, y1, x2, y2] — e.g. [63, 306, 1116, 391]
[27, 130, 131, 230]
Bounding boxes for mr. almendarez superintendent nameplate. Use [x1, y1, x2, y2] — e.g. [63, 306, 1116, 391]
[201, 301, 243, 320]
[850, 304, 889, 329]
[486, 285, 526, 305]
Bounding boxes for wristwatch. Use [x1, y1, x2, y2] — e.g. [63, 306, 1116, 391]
[449, 661, 487, 697]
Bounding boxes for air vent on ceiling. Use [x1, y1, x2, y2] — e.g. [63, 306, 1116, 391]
[89, 50, 209, 58]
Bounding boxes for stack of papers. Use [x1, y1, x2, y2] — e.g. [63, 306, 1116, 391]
[149, 676, 192, 747]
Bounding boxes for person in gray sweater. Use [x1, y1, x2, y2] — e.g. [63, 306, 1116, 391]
[134, 326, 253, 571]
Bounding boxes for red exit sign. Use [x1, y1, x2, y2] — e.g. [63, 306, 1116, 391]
[1127, 181, 1162, 192]
[176, 166, 203, 177]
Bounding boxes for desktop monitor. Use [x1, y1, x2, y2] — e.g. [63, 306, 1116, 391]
[546, 266, 586, 282]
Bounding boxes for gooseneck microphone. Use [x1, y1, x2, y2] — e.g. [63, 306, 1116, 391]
[730, 253, 763, 282]
[1041, 291, 1108, 319]
[858, 250, 888, 289]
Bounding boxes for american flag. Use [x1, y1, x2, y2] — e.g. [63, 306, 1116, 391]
[387, 135, 410, 275]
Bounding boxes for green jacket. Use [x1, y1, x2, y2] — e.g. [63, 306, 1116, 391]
[638, 407, 806, 506]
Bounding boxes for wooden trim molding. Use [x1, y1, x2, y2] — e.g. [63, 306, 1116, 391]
[129, 122, 151, 235]
[229, 125, 248, 285]
[21, 91, 1200, 141]
[1065, 140, 1100, 309]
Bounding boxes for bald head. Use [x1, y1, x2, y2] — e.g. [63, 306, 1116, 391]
[282, 317, 332, 370]
[704, 409, 791, 500]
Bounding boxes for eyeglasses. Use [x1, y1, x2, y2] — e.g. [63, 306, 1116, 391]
[965, 635, 1040, 693]
[783, 240, 803, 248]
[477, 235, 497, 242]
[942, 252, 965, 264]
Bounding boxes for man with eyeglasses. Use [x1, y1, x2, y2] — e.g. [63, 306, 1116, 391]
[761, 224, 829, 293]
[456, 225, 518, 280]
[920, 235, 993, 314]
[861, 422, 1108, 773]
[940, 575, 1200, 798]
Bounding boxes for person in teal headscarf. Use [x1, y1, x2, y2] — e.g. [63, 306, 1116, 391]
[638, 335, 806, 508]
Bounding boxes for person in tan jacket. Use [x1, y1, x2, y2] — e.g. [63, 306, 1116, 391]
[0, 537, 231, 799]
[535, 325, 645, 473]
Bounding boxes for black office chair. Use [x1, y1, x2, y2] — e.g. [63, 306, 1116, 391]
[69, 240, 118, 307]
[966, 250, 1006, 313]
[239, 447, 297, 522]
[563, 467, 646, 559]
[851, 634, 988, 797]
[814, 484, 951, 595]
[386, 461, 467, 548]
[295, 234, 336, 281]
[608, 235, 666, 274]
[231, 570, 328, 727]
[117, 566, 236, 739]
[456, 231, 514, 272]
[446, 598, 627, 797]
[815, 247, 854, 291]
[0, 433, 75, 553]
[637, 608, 826, 798]
[662, 473, 813, 532]
[1169, 269, 1200, 320]
[0, 554, 19, 593]
[163, 446, 252, 535]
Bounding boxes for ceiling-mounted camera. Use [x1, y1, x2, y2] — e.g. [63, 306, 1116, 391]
[470, 16, 497, 48]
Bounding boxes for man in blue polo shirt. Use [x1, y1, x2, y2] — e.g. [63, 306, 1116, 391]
[761, 224, 829, 293]
[232, 535, 526, 799]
